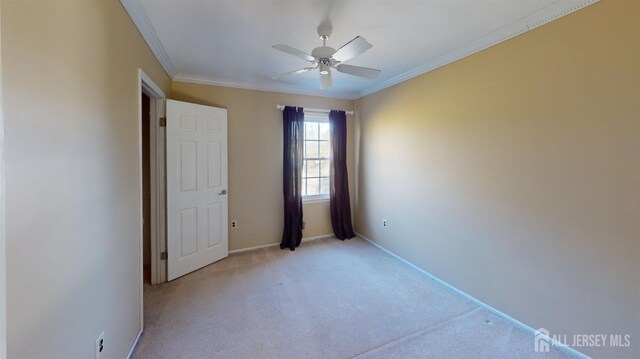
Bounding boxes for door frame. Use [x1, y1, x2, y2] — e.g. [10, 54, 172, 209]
[139, 70, 168, 286]
[0, 4, 7, 356]
[136, 69, 166, 332]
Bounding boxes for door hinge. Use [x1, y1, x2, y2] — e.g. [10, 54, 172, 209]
[159, 117, 167, 127]
[160, 251, 168, 260]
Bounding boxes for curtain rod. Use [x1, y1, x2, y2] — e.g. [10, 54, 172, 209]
[276, 104, 354, 116]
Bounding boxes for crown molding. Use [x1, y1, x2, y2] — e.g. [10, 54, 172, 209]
[173, 73, 358, 100]
[122, 0, 599, 101]
[357, 0, 600, 98]
[120, 0, 176, 78]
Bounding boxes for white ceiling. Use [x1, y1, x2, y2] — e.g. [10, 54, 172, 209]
[124, 0, 598, 99]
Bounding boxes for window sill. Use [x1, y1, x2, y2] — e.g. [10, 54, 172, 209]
[302, 195, 329, 204]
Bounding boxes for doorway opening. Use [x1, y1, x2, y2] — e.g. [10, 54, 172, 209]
[134, 69, 167, 351]
[138, 69, 167, 289]
[142, 92, 151, 284]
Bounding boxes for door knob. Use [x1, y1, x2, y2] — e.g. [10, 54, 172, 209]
[219, 189, 227, 195]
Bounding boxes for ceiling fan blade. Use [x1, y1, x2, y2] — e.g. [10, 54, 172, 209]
[331, 36, 373, 62]
[320, 71, 332, 89]
[272, 67, 316, 80]
[272, 44, 316, 62]
[335, 64, 381, 79]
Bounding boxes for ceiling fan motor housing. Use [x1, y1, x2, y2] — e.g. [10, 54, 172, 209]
[312, 46, 336, 66]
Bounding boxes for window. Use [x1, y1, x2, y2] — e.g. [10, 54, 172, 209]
[302, 114, 330, 200]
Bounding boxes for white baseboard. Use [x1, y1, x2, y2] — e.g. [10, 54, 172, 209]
[126, 328, 143, 359]
[228, 242, 278, 254]
[228, 234, 334, 254]
[302, 234, 335, 244]
[355, 232, 590, 359]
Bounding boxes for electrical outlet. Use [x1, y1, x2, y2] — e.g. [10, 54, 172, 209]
[231, 220, 237, 228]
[383, 219, 388, 227]
[95, 331, 104, 359]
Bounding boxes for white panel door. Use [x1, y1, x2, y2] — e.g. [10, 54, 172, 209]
[166, 99, 228, 281]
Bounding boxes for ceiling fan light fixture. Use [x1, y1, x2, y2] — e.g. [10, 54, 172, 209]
[319, 63, 330, 75]
[272, 23, 380, 89]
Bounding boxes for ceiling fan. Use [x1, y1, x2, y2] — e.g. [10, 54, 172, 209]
[272, 22, 381, 89]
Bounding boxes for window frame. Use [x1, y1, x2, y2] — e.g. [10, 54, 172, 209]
[302, 113, 330, 203]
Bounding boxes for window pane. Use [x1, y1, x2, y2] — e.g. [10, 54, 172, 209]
[320, 177, 330, 195]
[319, 122, 330, 141]
[305, 140, 319, 158]
[305, 122, 318, 140]
[307, 178, 320, 195]
[307, 160, 320, 177]
[320, 159, 330, 177]
[319, 140, 330, 158]
[301, 178, 307, 196]
[302, 160, 307, 178]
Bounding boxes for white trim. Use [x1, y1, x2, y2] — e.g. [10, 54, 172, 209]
[358, 0, 600, 98]
[137, 69, 166, 285]
[304, 234, 335, 243]
[355, 232, 590, 359]
[135, 71, 146, 351]
[139, 67, 167, 286]
[0, 3, 6, 356]
[302, 112, 331, 121]
[174, 73, 357, 100]
[302, 196, 329, 204]
[228, 234, 334, 254]
[150, 98, 167, 285]
[134, 69, 166, 357]
[135, 73, 144, 359]
[120, 0, 176, 78]
[140, 70, 166, 99]
[125, 329, 143, 359]
[148, 95, 158, 284]
[228, 242, 278, 254]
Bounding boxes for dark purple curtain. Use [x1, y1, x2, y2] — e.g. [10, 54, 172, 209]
[280, 106, 305, 250]
[329, 110, 356, 240]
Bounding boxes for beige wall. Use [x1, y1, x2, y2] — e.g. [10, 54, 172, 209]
[355, 1, 639, 358]
[171, 82, 354, 251]
[2, 0, 171, 358]
[0, 2, 5, 357]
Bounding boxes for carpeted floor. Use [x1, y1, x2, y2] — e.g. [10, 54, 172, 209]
[133, 237, 577, 359]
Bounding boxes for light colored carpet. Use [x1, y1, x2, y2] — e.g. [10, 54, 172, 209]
[133, 237, 577, 359]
